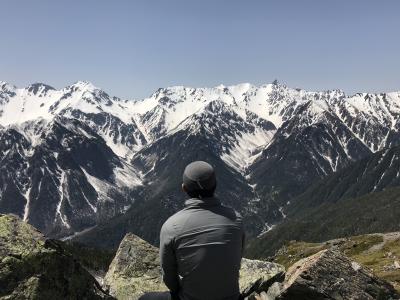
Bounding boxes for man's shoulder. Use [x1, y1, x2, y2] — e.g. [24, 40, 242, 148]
[161, 201, 243, 235]
[161, 208, 188, 234]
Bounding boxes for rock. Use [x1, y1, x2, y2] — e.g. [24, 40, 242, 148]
[395, 261, 400, 269]
[103, 233, 166, 300]
[270, 249, 400, 300]
[104, 233, 285, 300]
[240, 259, 285, 299]
[0, 214, 112, 299]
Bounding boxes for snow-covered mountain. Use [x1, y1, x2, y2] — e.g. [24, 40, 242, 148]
[1, 80, 400, 242]
[0, 116, 142, 237]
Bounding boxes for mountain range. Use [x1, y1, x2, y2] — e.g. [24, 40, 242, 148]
[1, 80, 400, 248]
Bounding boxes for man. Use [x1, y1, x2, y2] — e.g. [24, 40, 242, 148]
[140, 161, 245, 300]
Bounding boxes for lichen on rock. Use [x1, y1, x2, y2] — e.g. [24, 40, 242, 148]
[104, 233, 166, 299]
[0, 214, 113, 299]
[268, 249, 400, 300]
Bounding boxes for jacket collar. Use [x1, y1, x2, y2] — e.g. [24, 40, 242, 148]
[184, 197, 221, 207]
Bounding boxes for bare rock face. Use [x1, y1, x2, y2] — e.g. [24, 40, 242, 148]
[264, 249, 400, 300]
[104, 233, 285, 300]
[0, 214, 113, 299]
[239, 258, 285, 297]
[103, 233, 166, 299]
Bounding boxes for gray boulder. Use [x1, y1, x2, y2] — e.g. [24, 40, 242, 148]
[262, 249, 400, 300]
[103, 233, 166, 299]
[0, 214, 113, 299]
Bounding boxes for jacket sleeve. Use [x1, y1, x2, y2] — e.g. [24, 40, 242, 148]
[160, 222, 180, 293]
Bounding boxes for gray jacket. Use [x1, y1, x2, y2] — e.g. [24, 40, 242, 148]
[160, 197, 245, 300]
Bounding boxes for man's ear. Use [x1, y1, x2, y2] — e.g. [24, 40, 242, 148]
[182, 183, 186, 193]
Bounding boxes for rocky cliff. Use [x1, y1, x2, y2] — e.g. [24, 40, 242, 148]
[0, 214, 112, 299]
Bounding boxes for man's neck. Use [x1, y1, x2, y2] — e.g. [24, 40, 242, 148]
[184, 197, 221, 207]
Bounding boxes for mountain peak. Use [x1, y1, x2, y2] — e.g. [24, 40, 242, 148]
[0, 81, 16, 92]
[68, 81, 98, 92]
[202, 99, 232, 113]
[26, 83, 55, 95]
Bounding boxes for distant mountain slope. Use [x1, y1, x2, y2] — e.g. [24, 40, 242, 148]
[246, 186, 400, 258]
[0, 117, 141, 237]
[286, 144, 400, 214]
[247, 101, 372, 227]
[1, 80, 400, 241]
[246, 145, 400, 257]
[72, 104, 269, 247]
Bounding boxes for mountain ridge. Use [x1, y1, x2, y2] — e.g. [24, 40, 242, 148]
[2, 79, 400, 245]
[246, 144, 400, 257]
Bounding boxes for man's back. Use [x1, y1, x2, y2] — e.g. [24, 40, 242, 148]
[160, 197, 244, 300]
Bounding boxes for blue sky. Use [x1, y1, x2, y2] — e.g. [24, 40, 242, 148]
[0, 0, 399, 98]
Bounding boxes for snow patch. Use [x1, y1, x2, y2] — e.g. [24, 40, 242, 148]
[257, 223, 276, 238]
[221, 129, 275, 172]
[55, 171, 71, 228]
[113, 162, 143, 188]
[23, 186, 31, 222]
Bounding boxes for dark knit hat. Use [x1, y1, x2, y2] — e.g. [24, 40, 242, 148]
[183, 161, 217, 193]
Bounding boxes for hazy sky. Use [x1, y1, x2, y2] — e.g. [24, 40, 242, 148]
[1, 0, 399, 99]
